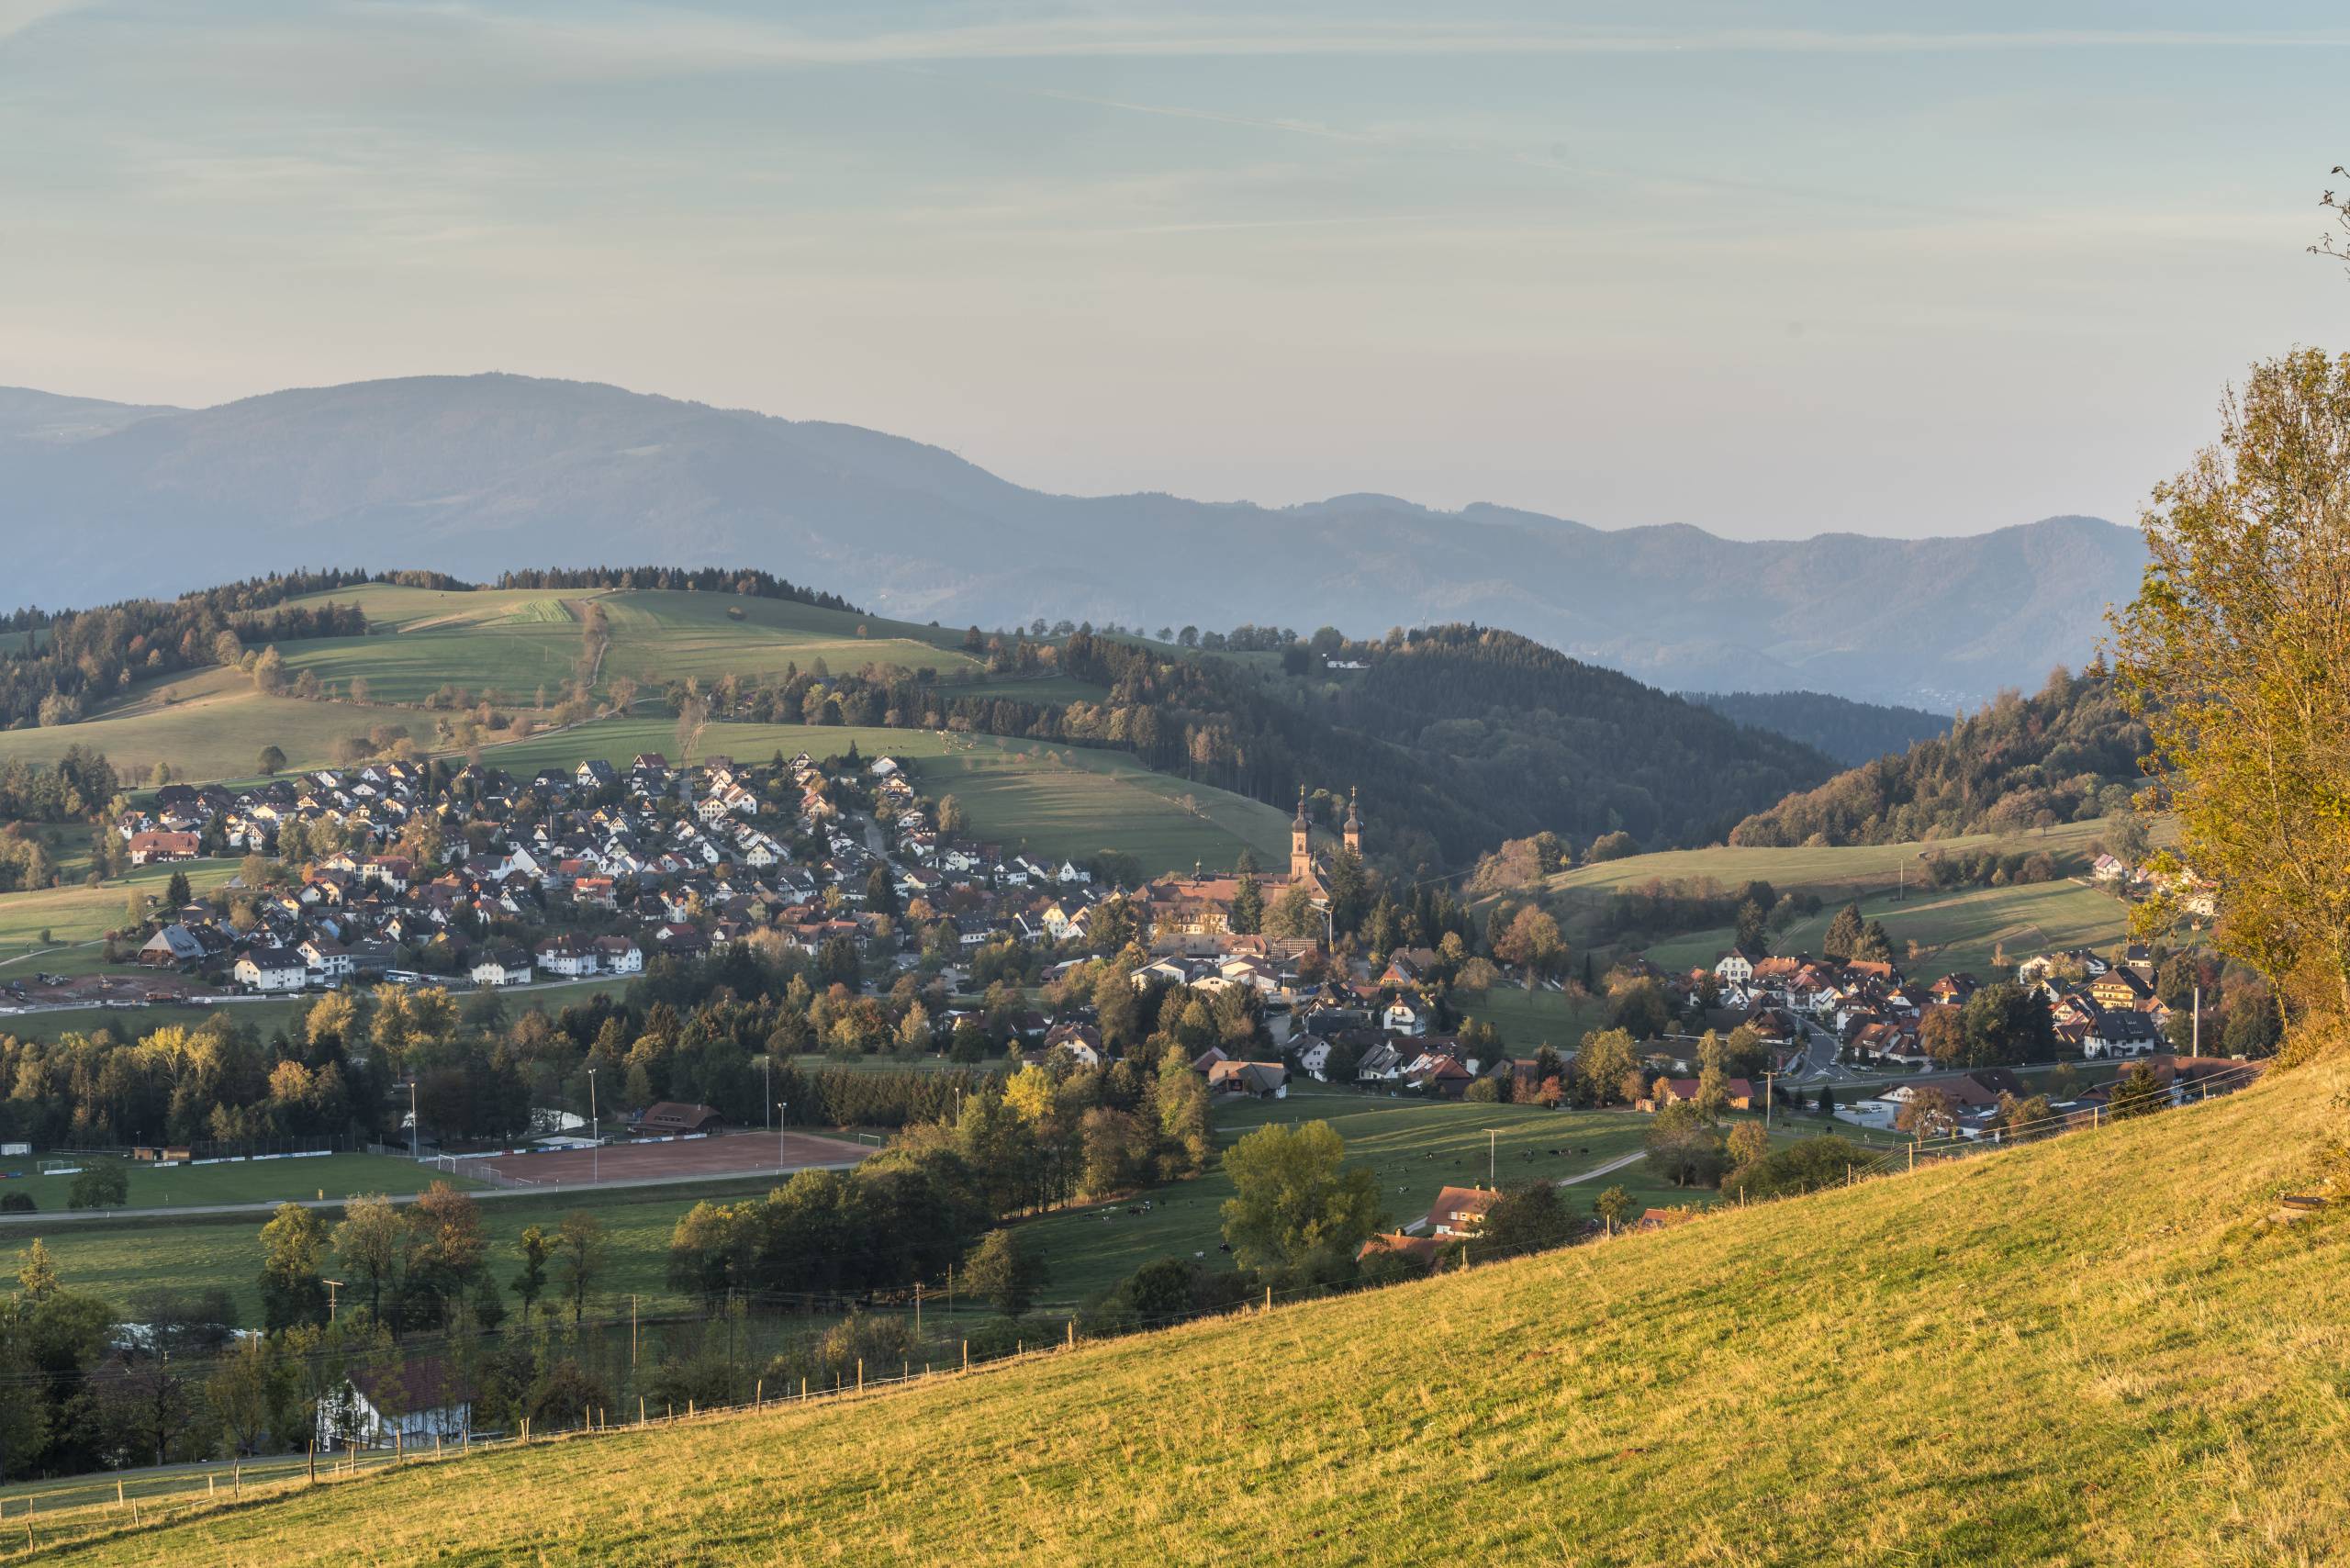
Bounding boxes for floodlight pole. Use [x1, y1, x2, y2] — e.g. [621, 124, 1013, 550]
[763, 1055, 772, 1130]
[778, 1102, 788, 1171]
[1483, 1128, 1498, 1186]
[588, 1069, 599, 1186]
[409, 1081, 420, 1162]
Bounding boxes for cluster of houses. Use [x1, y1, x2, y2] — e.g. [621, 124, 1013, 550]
[1832, 1056, 2250, 1138]
[1701, 938, 2175, 1068]
[111, 746, 1278, 1006]
[2089, 853, 2218, 918]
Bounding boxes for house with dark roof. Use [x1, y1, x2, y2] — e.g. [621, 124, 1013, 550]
[630, 1102, 723, 1136]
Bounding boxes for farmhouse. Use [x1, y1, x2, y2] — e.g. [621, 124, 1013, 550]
[127, 830, 201, 866]
[1427, 1185, 1496, 1238]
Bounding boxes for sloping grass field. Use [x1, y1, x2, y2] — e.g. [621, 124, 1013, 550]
[0, 858, 239, 975]
[0, 666, 463, 784]
[1643, 877, 2138, 980]
[35, 1044, 2344, 1565]
[267, 585, 1003, 706]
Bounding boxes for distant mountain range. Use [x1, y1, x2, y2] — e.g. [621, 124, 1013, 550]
[0, 375, 2148, 708]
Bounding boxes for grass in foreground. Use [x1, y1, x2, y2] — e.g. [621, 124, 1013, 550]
[39, 1047, 2346, 1565]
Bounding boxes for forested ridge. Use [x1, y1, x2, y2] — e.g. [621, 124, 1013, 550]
[1320, 627, 1834, 854]
[1682, 689, 1953, 767]
[1728, 666, 2148, 846]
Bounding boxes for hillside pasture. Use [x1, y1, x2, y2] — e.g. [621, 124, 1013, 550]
[38, 1047, 2338, 1566]
[1017, 1091, 1653, 1302]
[0, 666, 455, 784]
[1544, 815, 2153, 901]
[0, 858, 239, 975]
[1641, 876, 2142, 980]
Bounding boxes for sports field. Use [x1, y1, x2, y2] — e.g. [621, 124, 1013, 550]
[470, 1128, 868, 1190]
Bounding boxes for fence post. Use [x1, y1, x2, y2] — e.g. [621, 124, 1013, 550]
[308, 1440, 317, 1483]
[755, 1379, 763, 1408]
[962, 1340, 968, 1372]
[118, 1478, 125, 1509]
[1264, 1284, 1272, 1313]
[856, 1359, 864, 1394]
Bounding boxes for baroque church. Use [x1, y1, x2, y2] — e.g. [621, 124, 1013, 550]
[1137, 787, 1362, 946]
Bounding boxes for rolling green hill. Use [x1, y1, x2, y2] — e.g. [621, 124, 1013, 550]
[32, 1048, 2345, 1565]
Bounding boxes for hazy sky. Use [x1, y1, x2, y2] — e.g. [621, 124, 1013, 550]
[3, 1, 2345, 538]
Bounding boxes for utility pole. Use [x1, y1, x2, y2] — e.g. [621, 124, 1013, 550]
[2191, 985, 2200, 1055]
[778, 1102, 788, 1170]
[1762, 1070, 1778, 1131]
[323, 1279, 342, 1323]
[409, 1081, 420, 1161]
[1483, 1128, 1499, 1186]
[588, 1068, 599, 1186]
[763, 1055, 772, 1130]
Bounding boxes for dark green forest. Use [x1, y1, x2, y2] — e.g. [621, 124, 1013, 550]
[1682, 689, 1952, 767]
[1727, 666, 2146, 846]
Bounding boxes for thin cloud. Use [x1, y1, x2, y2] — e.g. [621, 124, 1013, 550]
[0, 0, 90, 46]
[375, 6, 2350, 70]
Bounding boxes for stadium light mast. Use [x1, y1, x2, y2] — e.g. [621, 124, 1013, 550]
[778, 1102, 789, 1171]
[588, 1068, 599, 1186]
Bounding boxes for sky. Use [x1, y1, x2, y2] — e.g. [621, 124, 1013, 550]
[2, 0, 2345, 539]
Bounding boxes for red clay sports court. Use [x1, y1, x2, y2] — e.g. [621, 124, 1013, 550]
[466, 1129, 870, 1190]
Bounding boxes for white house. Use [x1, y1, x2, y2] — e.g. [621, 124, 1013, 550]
[534, 933, 599, 979]
[234, 950, 308, 993]
[1382, 1000, 1431, 1036]
[1714, 949, 1759, 985]
[316, 1358, 472, 1450]
[469, 948, 534, 987]
[298, 938, 354, 981]
[594, 935, 643, 974]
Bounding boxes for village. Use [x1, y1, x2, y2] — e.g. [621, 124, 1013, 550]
[7, 745, 2240, 1144]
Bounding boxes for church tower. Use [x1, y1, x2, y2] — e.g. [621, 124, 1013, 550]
[1343, 787, 1362, 857]
[1291, 787, 1313, 883]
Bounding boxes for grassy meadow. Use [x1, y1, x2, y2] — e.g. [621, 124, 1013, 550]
[0, 666, 469, 786]
[0, 858, 240, 975]
[0, 1151, 483, 1210]
[33, 1043, 2342, 1565]
[16, 1171, 786, 1327]
[1642, 876, 2139, 980]
[1453, 985, 1606, 1054]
